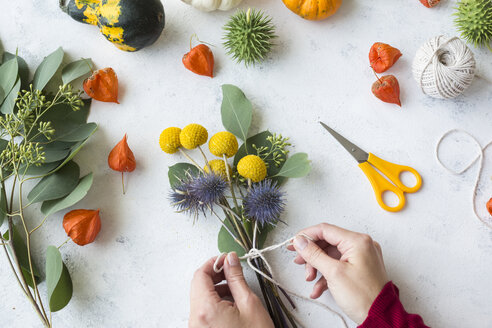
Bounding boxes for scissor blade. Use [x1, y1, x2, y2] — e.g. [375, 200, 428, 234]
[319, 122, 369, 164]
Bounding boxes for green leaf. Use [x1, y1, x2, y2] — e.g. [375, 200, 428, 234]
[217, 216, 271, 257]
[168, 163, 200, 188]
[27, 161, 80, 203]
[32, 47, 64, 91]
[3, 52, 29, 89]
[0, 58, 18, 101]
[43, 143, 73, 163]
[3, 227, 42, 288]
[39, 141, 77, 164]
[0, 87, 4, 103]
[0, 78, 20, 114]
[233, 131, 286, 184]
[62, 58, 93, 85]
[58, 122, 97, 142]
[41, 173, 93, 216]
[218, 225, 246, 256]
[34, 99, 90, 142]
[275, 153, 311, 178]
[53, 133, 95, 172]
[0, 185, 6, 226]
[46, 246, 73, 312]
[19, 161, 61, 176]
[221, 84, 252, 141]
[0, 139, 10, 178]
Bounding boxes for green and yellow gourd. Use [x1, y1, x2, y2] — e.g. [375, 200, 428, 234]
[62, 0, 165, 52]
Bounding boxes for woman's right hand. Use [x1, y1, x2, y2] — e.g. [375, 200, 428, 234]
[287, 223, 389, 324]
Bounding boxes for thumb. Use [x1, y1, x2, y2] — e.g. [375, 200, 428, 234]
[223, 252, 252, 309]
[293, 235, 340, 280]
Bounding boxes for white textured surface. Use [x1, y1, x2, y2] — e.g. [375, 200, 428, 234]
[1, 1, 492, 327]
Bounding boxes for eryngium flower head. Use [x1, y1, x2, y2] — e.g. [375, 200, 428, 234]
[189, 172, 227, 206]
[169, 177, 202, 215]
[169, 172, 227, 217]
[243, 179, 285, 226]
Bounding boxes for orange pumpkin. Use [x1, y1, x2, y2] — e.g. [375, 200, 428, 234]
[281, 0, 342, 20]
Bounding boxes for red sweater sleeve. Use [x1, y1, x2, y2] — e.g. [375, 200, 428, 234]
[358, 281, 430, 328]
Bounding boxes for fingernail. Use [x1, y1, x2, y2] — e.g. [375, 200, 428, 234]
[294, 235, 308, 250]
[227, 252, 239, 267]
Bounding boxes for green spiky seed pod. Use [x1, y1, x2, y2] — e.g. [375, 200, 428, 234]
[223, 8, 277, 66]
[454, 0, 492, 51]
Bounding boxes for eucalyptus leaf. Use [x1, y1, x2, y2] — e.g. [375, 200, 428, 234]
[43, 148, 72, 163]
[53, 133, 95, 173]
[42, 141, 76, 163]
[3, 52, 29, 89]
[0, 78, 20, 114]
[218, 225, 246, 257]
[41, 173, 93, 216]
[27, 161, 80, 204]
[46, 246, 73, 312]
[32, 47, 64, 91]
[0, 139, 10, 178]
[0, 185, 6, 226]
[3, 227, 42, 288]
[19, 161, 61, 176]
[221, 84, 252, 141]
[168, 163, 200, 188]
[62, 58, 93, 85]
[275, 153, 311, 178]
[0, 87, 4, 104]
[0, 138, 8, 152]
[0, 57, 18, 101]
[58, 122, 97, 142]
[34, 99, 90, 141]
[233, 131, 286, 184]
[217, 217, 271, 257]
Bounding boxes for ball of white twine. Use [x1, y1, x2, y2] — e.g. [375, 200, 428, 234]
[412, 35, 476, 99]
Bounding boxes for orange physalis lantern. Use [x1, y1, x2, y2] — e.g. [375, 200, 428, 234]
[83, 67, 119, 103]
[183, 44, 214, 78]
[369, 43, 402, 73]
[108, 134, 136, 194]
[63, 209, 101, 246]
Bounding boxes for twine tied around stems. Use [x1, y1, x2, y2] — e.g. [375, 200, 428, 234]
[436, 129, 492, 229]
[213, 230, 349, 328]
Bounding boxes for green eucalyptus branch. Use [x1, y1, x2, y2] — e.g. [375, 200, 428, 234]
[0, 82, 87, 328]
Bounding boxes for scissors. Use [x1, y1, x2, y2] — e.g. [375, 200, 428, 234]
[320, 122, 422, 212]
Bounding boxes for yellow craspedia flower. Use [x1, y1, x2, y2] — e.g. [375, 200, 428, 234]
[180, 124, 208, 149]
[237, 155, 267, 182]
[159, 127, 182, 154]
[209, 131, 238, 158]
[204, 159, 231, 177]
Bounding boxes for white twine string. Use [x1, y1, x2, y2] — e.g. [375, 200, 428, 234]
[412, 35, 476, 99]
[213, 229, 349, 328]
[436, 129, 492, 229]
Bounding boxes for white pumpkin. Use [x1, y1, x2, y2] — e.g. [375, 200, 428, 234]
[181, 0, 242, 12]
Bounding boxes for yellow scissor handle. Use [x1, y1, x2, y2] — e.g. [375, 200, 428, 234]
[359, 162, 406, 212]
[367, 153, 422, 193]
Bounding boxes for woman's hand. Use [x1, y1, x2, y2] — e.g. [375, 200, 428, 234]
[288, 223, 389, 324]
[189, 252, 274, 328]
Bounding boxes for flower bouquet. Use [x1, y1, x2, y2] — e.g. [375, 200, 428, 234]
[160, 84, 311, 327]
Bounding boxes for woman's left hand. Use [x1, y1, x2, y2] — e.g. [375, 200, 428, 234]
[189, 252, 274, 328]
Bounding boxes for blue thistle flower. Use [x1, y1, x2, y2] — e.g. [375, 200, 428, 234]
[169, 177, 203, 215]
[243, 179, 285, 226]
[189, 173, 227, 206]
[169, 172, 227, 217]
